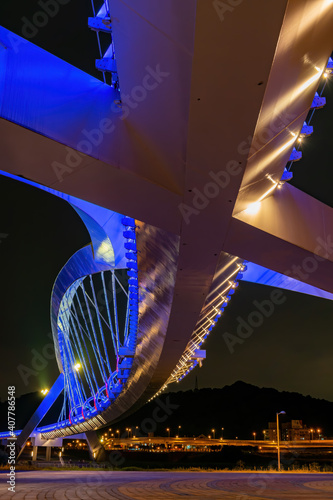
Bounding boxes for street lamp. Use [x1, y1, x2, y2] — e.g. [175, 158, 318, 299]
[253, 432, 256, 441]
[116, 430, 120, 438]
[134, 426, 138, 438]
[166, 428, 170, 438]
[212, 429, 215, 439]
[221, 427, 224, 440]
[276, 411, 286, 472]
[310, 428, 314, 441]
[178, 425, 181, 437]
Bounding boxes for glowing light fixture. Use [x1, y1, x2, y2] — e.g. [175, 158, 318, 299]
[311, 92, 326, 109]
[289, 147, 302, 162]
[326, 57, 333, 74]
[41, 389, 49, 395]
[280, 169, 293, 182]
[74, 363, 81, 372]
[300, 122, 313, 137]
[245, 202, 261, 215]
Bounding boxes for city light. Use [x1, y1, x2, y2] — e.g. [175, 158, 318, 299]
[40, 389, 49, 395]
[74, 363, 81, 372]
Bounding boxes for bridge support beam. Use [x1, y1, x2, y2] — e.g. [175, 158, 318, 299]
[45, 447, 51, 461]
[16, 373, 64, 459]
[31, 446, 38, 462]
[85, 431, 106, 462]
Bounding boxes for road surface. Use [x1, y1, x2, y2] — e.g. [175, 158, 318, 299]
[1, 471, 333, 499]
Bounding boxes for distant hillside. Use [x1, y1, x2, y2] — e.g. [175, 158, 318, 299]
[115, 381, 333, 439]
[0, 391, 63, 431]
[1, 381, 332, 438]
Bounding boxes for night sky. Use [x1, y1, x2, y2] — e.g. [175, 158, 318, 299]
[0, 1, 333, 402]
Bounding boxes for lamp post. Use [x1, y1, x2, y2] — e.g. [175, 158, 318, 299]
[221, 427, 224, 440]
[212, 429, 215, 439]
[253, 432, 256, 441]
[276, 411, 286, 472]
[178, 425, 181, 437]
[166, 428, 170, 438]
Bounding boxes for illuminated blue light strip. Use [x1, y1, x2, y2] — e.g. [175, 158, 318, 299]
[111, 271, 120, 352]
[285, 58, 331, 177]
[122, 217, 139, 354]
[242, 261, 333, 301]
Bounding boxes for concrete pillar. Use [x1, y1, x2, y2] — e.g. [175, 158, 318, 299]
[45, 447, 51, 461]
[85, 431, 106, 462]
[32, 446, 38, 461]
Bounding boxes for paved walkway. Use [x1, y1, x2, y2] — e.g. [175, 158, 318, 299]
[1, 471, 333, 499]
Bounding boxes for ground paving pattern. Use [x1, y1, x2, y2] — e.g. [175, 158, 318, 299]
[1, 471, 333, 499]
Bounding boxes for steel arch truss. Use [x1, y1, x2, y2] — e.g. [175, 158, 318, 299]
[50, 213, 139, 429]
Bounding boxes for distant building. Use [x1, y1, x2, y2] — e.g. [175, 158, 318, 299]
[263, 420, 322, 441]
